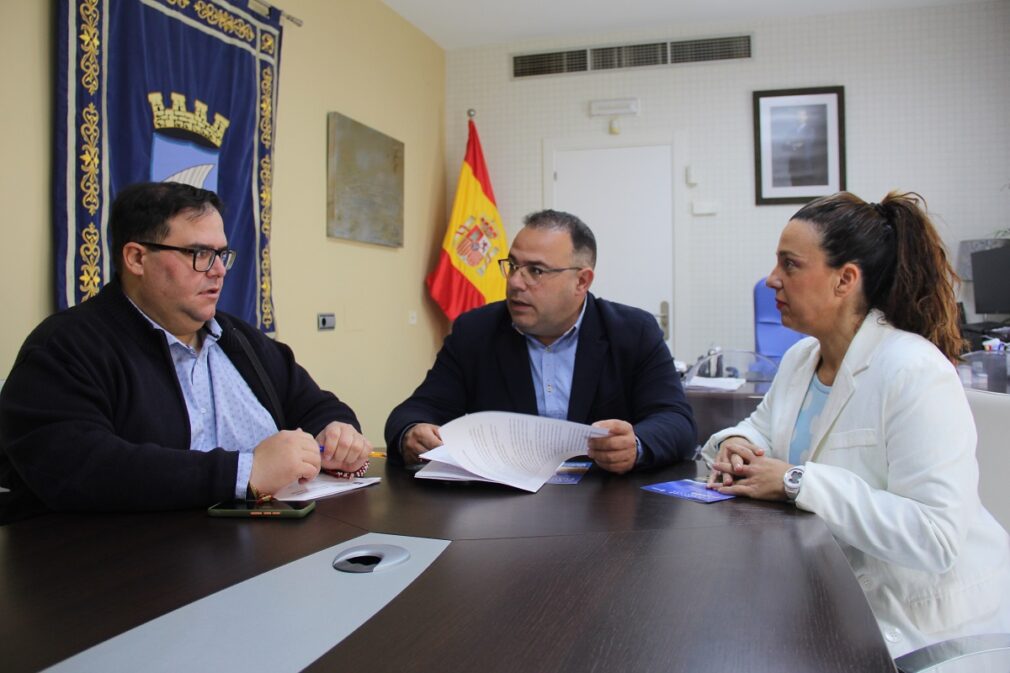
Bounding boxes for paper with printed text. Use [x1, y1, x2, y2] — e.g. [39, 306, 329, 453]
[416, 411, 608, 492]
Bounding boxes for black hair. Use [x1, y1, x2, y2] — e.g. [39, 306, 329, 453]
[109, 182, 223, 274]
[791, 191, 964, 360]
[522, 209, 597, 267]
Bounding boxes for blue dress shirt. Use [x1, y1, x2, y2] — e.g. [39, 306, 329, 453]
[518, 300, 642, 462]
[521, 303, 585, 420]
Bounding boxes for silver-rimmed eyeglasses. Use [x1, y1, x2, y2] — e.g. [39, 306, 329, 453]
[497, 258, 581, 286]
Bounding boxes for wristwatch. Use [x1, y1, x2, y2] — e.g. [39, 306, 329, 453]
[783, 465, 805, 502]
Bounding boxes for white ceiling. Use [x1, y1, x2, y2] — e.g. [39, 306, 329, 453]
[382, 0, 984, 50]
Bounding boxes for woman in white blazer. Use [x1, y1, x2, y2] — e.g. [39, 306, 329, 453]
[702, 191, 1010, 657]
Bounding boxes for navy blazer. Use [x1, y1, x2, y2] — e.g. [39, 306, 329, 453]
[384, 294, 696, 468]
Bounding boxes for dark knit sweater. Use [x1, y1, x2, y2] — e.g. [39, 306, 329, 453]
[0, 280, 358, 522]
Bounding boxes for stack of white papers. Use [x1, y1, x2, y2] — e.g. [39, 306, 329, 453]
[274, 474, 381, 501]
[416, 411, 609, 492]
[686, 376, 745, 391]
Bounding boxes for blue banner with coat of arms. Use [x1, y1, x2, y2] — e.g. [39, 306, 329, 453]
[55, 0, 283, 333]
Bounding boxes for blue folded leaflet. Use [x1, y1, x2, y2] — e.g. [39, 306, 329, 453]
[642, 479, 736, 503]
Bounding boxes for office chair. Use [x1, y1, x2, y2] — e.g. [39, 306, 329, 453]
[892, 384, 1010, 672]
[753, 278, 804, 363]
[964, 386, 1010, 531]
[894, 633, 1010, 672]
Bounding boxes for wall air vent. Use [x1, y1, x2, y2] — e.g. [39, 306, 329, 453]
[512, 35, 750, 79]
[513, 50, 588, 77]
[591, 42, 668, 70]
[670, 36, 751, 63]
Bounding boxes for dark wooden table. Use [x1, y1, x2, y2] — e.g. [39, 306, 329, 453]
[0, 460, 896, 672]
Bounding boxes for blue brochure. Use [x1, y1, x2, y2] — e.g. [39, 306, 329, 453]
[548, 460, 593, 485]
[642, 479, 736, 503]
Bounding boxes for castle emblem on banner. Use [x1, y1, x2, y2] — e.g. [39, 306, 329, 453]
[147, 92, 230, 188]
[453, 215, 501, 275]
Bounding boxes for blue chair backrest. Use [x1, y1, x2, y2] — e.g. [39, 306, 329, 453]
[754, 278, 805, 363]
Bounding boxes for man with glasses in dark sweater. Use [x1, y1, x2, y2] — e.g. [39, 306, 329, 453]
[0, 182, 370, 522]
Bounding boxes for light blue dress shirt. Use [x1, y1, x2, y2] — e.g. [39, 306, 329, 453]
[521, 302, 586, 420]
[517, 300, 642, 462]
[130, 302, 278, 498]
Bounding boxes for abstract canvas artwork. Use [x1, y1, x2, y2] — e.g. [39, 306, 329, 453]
[326, 112, 404, 247]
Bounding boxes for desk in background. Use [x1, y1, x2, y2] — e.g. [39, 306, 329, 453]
[683, 350, 776, 446]
[686, 381, 769, 446]
[0, 460, 896, 673]
[959, 350, 1010, 394]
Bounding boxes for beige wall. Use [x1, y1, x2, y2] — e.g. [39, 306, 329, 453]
[274, 0, 447, 444]
[0, 0, 53, 377]
[0, 0, 448, 445]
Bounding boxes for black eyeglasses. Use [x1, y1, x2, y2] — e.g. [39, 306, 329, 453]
[138, 242, 236, 272]
[497, 258, 582, 286]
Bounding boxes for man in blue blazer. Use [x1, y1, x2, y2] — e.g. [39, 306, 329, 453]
[385, 210, 696, 472]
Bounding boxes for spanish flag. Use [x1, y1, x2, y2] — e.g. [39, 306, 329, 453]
[426, 120, 507, 321]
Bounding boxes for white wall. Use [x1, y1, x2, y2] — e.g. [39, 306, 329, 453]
[446, 0, 1010, 363]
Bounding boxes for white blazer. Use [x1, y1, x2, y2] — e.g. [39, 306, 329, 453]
[702, 310, 1010, 657]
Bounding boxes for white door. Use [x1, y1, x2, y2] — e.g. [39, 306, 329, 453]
[547, 142, 676, 351]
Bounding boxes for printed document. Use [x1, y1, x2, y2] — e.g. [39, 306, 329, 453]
[274, 475, 381, 501]
[416, 411, 608, 492]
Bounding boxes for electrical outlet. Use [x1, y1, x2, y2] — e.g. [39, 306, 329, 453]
[317, 313, 335, 330]
[408, 310, 418, 325]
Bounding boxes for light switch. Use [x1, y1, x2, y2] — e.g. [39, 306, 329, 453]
[317, 313, 336, 330]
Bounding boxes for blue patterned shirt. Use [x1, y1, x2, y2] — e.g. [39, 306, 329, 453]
[130, 302, 278, 498]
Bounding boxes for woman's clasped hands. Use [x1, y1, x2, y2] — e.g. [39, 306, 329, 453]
[706, 436, 792, 501]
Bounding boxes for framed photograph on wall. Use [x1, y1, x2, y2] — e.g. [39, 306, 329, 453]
[753, 86, 845, 205]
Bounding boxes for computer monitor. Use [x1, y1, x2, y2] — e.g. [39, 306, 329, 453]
[971, 245, 1010, 314]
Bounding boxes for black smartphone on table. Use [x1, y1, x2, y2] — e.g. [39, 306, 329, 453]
[207, 499, 316, 518]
